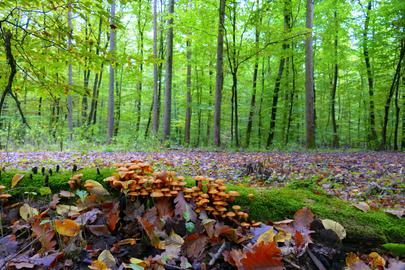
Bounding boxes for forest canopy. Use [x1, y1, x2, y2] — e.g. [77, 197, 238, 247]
[0, 0, 404, 150]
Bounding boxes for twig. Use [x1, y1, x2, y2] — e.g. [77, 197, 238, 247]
[208, 241, 226, 266]
[283, 258, 301, 269]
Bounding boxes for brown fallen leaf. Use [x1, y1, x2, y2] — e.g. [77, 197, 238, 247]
[54, 219, 81, 237]
[11, 174, 25, 188]
[353, 202, 370, 212]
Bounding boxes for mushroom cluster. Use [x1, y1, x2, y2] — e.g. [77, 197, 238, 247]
[0, 185, 11, 201]
[187, 176, 261, 228]
[105, 160, 187, 199]
[104, 160, 261, 228]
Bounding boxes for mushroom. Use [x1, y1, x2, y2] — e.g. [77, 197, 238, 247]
[0, 194, 12, 200]
[241, 222, 250, 229]
[226, 212, 236, 218]
[251, 221, 262, 227]
[0, 185, 6, 192]
[248, 193, 254, 201]
[232, 205, 241, 212]
[150, 191, 164, 198]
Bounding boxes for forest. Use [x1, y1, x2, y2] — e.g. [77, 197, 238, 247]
[0, 0, 404, 270]
[0, 0, 403, 150]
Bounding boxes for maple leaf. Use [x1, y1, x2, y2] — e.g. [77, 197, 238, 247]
[240, 241, 284, 270]
[54, 219, 81, 237]
[31, 219, 57, 251]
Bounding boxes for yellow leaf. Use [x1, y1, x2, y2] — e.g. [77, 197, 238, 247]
[84, 180, 110, 197]
[56, 205, 81, 217]
[11, 174, 25, 188]
[117, 238, 138, 246]
[346, 252, 360, 267]
[130, 258, 147, 267]
[54, 219, 80, 237]
[368, 252, 386, 268]
[321, 219, 346, 240]
[274, 229, 292, 243]
[98, 250, 116, 268]
[19, 203, 39, 221]
[89, 260, 111, 270]
[257, 227, 276, 244]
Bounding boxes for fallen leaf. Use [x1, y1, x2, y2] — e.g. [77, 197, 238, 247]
[368, 252, 385, 268]
[89, 260, 111, 270]
[321, 219, 346, 240]
[98, 250, 116, 268]
[384, 209, 404, 218]
[54, 219, 81, 237]
[241, 241, 284, 270]
[19, 203, 39, 221]
[353, 202, 370, 212]
[31, 219, 57, 251]
[11, 174, 25, 188]
[294, 207, 314, 230]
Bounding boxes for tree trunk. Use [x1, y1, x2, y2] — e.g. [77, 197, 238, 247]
[67, 1, 73, 139]
[305, 0, 315, 148]
[363, 0, 377, 145]
[380, 39, 404, 150]
[184, 36, 192, 145]
[213, 0, 226, 147]
[163, 0, 174, 141]
[331, 9, 339, 147]
[107, 0, 116, 142]
[136, 3, 145, 134]
[393, 67, 400, 150]
[152, 0, 160, 135]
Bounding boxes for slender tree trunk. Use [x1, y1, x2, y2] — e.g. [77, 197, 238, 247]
[401, 71, 405, 150]
[266, 57, 285, 147]
[67, 1, 73, 139]
[82, 18, 91, 124]
[163, 0, 174, 141]
[152, 0, 159, 135]
[393, 67, 400, 150]
[213, 0, 226, 147]
[286, 47, 296, 144]
[331, 9, 339, 147]
[107, 0, 116, 142]
[38, 97, 42, 116]
[380, 39, 404, 150]
[305, 0, 315, 148]
[363, 0, 377, 146]
[184, 36, 192, 145]
[136, 5, 145, 134]
[88, 17, 103, 126]
[257, 58, 266, 147]
[245, 53, 259, 147]
[206, 65, 213, 146]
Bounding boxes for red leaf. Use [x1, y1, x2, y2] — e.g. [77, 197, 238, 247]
[240, 242, 284, 270]
[154, 198, 174, 218]
[294, 207, 314, 230]
[107, 202, 120, 232]
[31, 219, 56, 251]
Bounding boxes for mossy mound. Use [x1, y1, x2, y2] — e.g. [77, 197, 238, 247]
[0, 167, 403, 249]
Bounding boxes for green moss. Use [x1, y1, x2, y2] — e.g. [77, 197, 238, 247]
[0, 168, 114, 195]
[1, 169, 403, 246]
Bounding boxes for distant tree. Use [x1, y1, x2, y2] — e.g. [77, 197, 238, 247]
[305, 0, 315, 148]
[107, 0, 116, 142]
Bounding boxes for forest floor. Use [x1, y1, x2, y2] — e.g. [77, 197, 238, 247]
[0, 151, 404, 269]
[1, 150, 404, 210]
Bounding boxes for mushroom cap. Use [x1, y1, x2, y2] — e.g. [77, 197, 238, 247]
[0, 194, 12, 200]
[0, 185, 6, 192]
[177, 176, 185, 181]
[205, 206, 215, 212]
[200, 194, 209, 199]
[140, 190, 149, 196]
[226, 211, 236, 218]
[178, 182, 187, 186]
[251, 221, 262, 227]
[198, 199, 210, 205]
[208, 189, 218, 194]
[228, 191, 240, 197]
[184, 195, 192, 199]
[128, 191, 139, 196]
[184, 188, 193, 193]
[170, 190, 179, 195]
[216, 206, 227, 212]
[161, 188, 170, 192]
[151, 191, 164, 198]
[218, 186, 227, 191]
[213, 201, 226, 206]
[192, 186, 200, 191]
[194, 175, 205, 181]
[232, 205, 241, 211]
[218, 191, 227, 197]
[241, 222, 250, 228]
[215, 179, 225, 185]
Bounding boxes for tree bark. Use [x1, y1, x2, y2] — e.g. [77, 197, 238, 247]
[152, 0, 159, 135]
[380, 38, 404, 150]
[184, 35, 192, 145]
[305, 0, 315, 148]
[163, 0, 174, 141]
[213, 0, 226, 147]
[107, 0, 116, 142]
[67, 1, 73, 139]
[363, 0, 377, 145]
[331, 9, 339, 148]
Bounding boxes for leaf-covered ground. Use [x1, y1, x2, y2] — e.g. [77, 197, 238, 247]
[1, 151, 404, 210]
[0, 160, 403, 269]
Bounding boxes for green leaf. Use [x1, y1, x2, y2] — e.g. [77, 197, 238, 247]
[382, 243, 405, 256]
[185, 221, 195, 233]
[39, 187, 52, 196]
